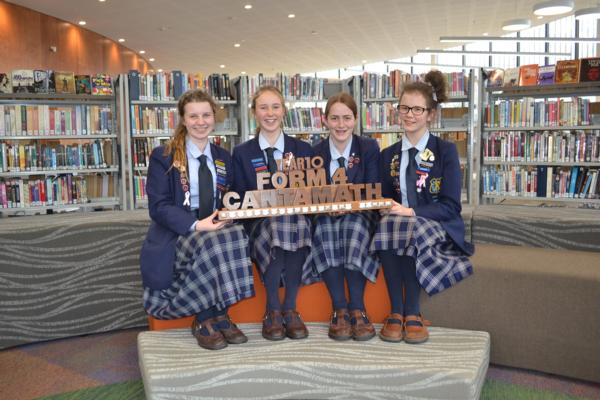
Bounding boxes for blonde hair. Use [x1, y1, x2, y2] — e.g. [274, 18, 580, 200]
[250, 85, 286, 136]
[163, 89, 217, 172]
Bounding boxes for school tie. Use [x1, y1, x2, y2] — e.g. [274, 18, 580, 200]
[405, 147, 418, 208]
[337, 156, 345, 170]
[265, 147, 277, 174]
[197, 154, 214, 220]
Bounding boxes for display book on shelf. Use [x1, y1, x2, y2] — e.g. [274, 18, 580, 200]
[482, 75, 600, 206]
[246, 73, 343, 146]
[0, 75, 119, 216]
[123, 70, 241, 208]
[359, 70, 472, 202]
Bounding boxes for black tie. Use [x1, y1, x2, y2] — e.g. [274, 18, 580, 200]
[406, 148, 418, 208]
[337, 156, 345, 169]
[197, 155, 214, 220]
[265, 147, 277, 174]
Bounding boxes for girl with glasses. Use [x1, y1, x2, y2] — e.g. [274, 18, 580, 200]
[371, 70, 474, 344]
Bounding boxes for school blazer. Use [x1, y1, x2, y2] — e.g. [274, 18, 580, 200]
[313, 134, 380, 185]
[380, 135, 474, 256]
[231, 134, 314, 197]
[140, 143, 234, 290]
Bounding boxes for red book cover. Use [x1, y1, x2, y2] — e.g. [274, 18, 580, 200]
[579, 57, 600, 82]
[519, 64, 539, 86]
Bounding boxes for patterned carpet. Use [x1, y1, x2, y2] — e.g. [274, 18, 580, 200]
[0, 327, 599, 400]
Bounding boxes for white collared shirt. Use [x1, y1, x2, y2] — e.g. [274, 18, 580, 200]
[400, 131, 430, 206]
[328, 136, 352, 178]
[258, 131, 285, 169]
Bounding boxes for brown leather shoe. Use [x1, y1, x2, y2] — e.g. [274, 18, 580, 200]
[349, 309, 376, 341]
[328, 309, 352, 341]
[191, 318, 228, 350]
[283, 309, 309, 339]
[262, 310, 286, 341]
[379, 313, 404, 343]
[404, 314, 429, 344]
[214, 314, 248, 344]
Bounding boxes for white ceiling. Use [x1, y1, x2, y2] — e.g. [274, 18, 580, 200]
[7, 0, 574, 75]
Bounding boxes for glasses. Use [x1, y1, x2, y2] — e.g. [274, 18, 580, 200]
[398, 105, 430, 115]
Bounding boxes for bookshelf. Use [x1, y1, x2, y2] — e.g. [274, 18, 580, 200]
[118, 71, 244, 209]
[358, 70, 479, 204]
[0, 92, 121, 216]
[481, 81, 600, 207]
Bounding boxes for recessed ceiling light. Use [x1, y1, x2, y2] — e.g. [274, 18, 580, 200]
[118, 38, 125, 43]
[149, 58, 155, 62]
[78, 21, 86, 26]
[425, 47, 430, 50]
[362, 59, 367, 64]
[241, 71, 246, 75]
[244, 4, 252, 9]
[234, 43, 241, 47]
[139, 50, 146, 54]
[98, 0, 106, 2]
[288, 14, 295, 18]
[482, 32, 489, 36]
[157, 69, 163, 72]
[533, 0, 574, 16]
[220, 64, 225, 68]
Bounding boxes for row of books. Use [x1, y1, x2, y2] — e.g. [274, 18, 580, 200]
[0, 70, 113, 95]
[484, 97, 592, 128]
[362, 103, 401, 131]
[0, 104, 113, 136]
[134, 175, 148, 201]
[283, 107, 325, 133]
[0, 141, 114, 173]
[483, 130, 600, 163]
[0, 175, 88, 208]
[128, 71, 234, 102]
[248, 74, 327, 101]
[486, 57, 600, 88]
[362, 71, 469, 100]
[133, 138, 168, 168]
[482, 165, 600, 199]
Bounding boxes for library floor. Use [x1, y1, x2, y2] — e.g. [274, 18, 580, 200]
[1, 327, 599, 400]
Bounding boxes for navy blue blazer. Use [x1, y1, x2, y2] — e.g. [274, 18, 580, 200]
[380, 135, 474, 256]
[232, 134, 314, 197]
[313, 134, 380, 185]
[140, 143, 234, 290]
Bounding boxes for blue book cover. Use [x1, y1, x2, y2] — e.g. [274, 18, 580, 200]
[128, 70, 140, 101]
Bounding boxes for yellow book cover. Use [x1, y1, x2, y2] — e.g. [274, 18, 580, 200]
[555, 60, 580, 84]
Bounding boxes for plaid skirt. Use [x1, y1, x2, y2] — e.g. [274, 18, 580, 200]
[246, 215, 316, 285]
[370, 214, 473, 295]
[305, 212, 380, 282]
[143, 224, 254, 319]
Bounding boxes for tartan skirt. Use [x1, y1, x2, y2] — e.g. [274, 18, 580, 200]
[246, 215, 317, 285]
[306, 212, 380, 282]
[143, 223, 255, 319]
[370, 214, 473, 295]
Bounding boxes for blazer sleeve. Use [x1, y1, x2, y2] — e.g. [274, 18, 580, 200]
[146, 147, 196, 235]
[414, 142, 462, 222]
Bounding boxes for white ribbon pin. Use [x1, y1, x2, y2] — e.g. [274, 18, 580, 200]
[183, 191, 191, 207]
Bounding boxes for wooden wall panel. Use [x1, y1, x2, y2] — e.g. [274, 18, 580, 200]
[0, 1, 151, 75]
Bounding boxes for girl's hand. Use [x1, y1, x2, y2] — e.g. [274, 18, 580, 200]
[195, 210, 228, 231]
[381, 200, 415, 217]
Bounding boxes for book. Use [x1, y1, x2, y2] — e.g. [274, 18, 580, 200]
[537, 65, 555, 85]
[486, 69, 504, 88]
[172, 70, 184, 99]
[46, 70, 56, 93]
[579, 57, 600, 82]
[128, 70, 140, 101]
[55, 71, 76, 94]
[555, 60, 580, 84]
[91, 74, 113, 95]
[11, 69, 35, 93]
[503, 67, 519, 87]
[518, 64, 539, 86]
[75, 75, 91, 94]
[0, 73, 11, 93]
[33, 69, 50, 93]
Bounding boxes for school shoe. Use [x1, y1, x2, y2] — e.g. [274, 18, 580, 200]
[191, 318, 228, 350]
[283, 309, 309, 339]
[403, 314, 429, 344]
[349, 309, 376, 341]
[262, 310, 286, 341]
[213, 314, 248, 344]
[379, 313, 404, 343]
[328, 309, 352, 341]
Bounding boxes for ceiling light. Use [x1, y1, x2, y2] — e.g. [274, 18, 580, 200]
[288, 14, 295, 18]
[149, 58, 155, 62]
[440, 35, 600, 43]
[118, 38, 125, 43]
[244, 4, 252, 9]
[99, 0, 106, 2]
[158, 69, 163, 72]
[241, 71, 246, 75]
[362, 59, 367, 63]
[533, 0, 574, 16]
[234, 43, 241, 47]
[220, 64, 225, 68]
[78, 21, 86, 26]
[139, 50, 146, 54]
[482, 32, 489, 36]
[501, 18, 531, 31]
[575, 6, 600, 20]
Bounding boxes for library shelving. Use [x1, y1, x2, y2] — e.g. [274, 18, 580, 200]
[481, 81, 600, 207]
[0, 92, 121, 216]
[118, 71, 244, 209]
[359, 70, 478, 203]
